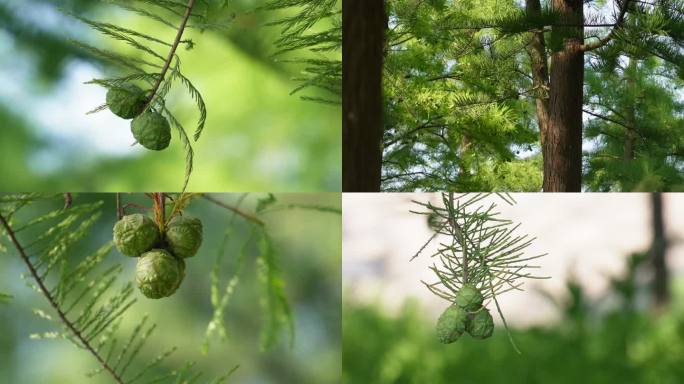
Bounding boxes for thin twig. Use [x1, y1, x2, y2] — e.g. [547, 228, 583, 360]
[116, 193, 123, 220]
[0, 213, 125, 384]
[142, 0, 196, 111]
[201, 194, 265, 226]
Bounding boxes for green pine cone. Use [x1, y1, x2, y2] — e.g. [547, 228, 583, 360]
[455, 284, 484, 311]
[106, 84, 147, 119]
[436, 304, 467, 344]
[466, 307, 494, 339]
[113, 214, 160, 257]
[131, 111, 171, 151]
[135, 249, 184, 299]
[427, 212, 445, 231]
[164, 215, 203, 258]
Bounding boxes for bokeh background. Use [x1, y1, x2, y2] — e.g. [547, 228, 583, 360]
[0, 1, 340, 191]
[343, 193, 684, 383]
[0, 193, 341, 383]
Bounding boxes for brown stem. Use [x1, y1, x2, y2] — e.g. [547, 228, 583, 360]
[142, 0, 196, 112]
[526, 0, 550, 149]
[201, 194, 265, 226]
[650, 193, 669, 309]
[0, 213, 125, 384]
[151, 193, 166, 231]
[116, 193, 123, 220]
[63, 193, 73, 210]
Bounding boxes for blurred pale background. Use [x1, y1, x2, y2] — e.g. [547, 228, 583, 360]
[343, 193, 684, 326]
[0, 1, 340, 191]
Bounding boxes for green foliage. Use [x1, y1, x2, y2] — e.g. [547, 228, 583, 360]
[203, 223, 255, 354]
[383, 0, 541, 191]
[263, 0, 341, 103]
[584, 56, 684, 191]
[70, 0, 228, 191]
[0, 192, 341, 383]
[0, 2, 340, 192]
[257, 232, 294, 350]
[203, 193, 341, 353]
[384, 0, 684, 191]
[343, 266, 684, 383]
[0, 293, 12, 304]
[1, 193, 342, 382]
[0, 194, 236, 383]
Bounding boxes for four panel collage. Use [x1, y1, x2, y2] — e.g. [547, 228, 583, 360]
[1, 1, 682, 383]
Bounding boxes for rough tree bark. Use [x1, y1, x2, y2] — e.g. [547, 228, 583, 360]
[650, 193, 669, 309]
[544, 0, 584, 192]
[342, 0, 386, 192]
[526, 0, 551, 150]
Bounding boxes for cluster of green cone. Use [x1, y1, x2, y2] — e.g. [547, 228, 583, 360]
[113, 213, 203, 299]
[436, 284, 494, 344]
[106, 84, 171, 151]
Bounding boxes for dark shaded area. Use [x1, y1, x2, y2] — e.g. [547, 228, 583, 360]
[342, 0, 386, 192]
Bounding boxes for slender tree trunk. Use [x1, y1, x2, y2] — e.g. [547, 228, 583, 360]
[526, 0, 550, 149]
[342, 0, 386, 192]
[624, 129, 636, 161]
[650, 193, 669, 309]
[543, 0, 584, 192]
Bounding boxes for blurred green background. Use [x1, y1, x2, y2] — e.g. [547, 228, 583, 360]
[0, 193, 341, 383]
[0, 0, 340, 191]
[344, 276, 684, 384]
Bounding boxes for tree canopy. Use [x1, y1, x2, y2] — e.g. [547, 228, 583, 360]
[380, 0, 684, 191]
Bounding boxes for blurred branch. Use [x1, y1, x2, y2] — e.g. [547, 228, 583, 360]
[650, 193, 669, 309]
[201, 194, 265, 226]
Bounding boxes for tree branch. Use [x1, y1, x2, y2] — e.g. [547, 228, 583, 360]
[142, 0, 196, 111]
[581, 0, 631, 52]
[583, 108, 634, 131]
[0, 213, 125, 384]
[201, 194, 265, 226]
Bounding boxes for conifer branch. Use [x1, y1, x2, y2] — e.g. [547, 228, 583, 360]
[412, 193, 547, 350]
[0, 213, 125, 384]
[581, 0, 631, 51]
[142, 0, 196, 112]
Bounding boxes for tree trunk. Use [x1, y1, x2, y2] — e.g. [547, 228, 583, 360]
[543, 0, 584, 192]
[650, 193, 669, 309]
[342, 0, 386, 192]
[526, 0, 550, 150]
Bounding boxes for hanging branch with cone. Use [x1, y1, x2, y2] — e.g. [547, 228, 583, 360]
[411, 193, 548, 352]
